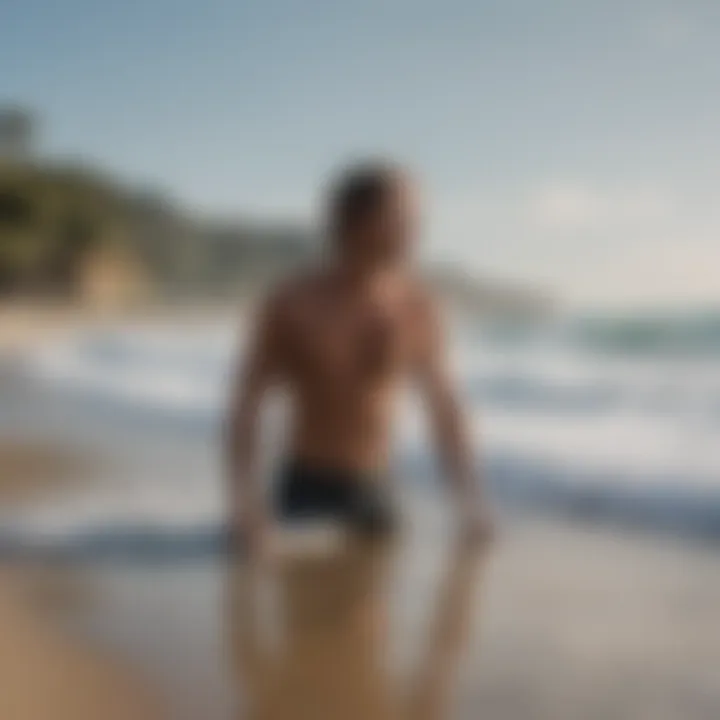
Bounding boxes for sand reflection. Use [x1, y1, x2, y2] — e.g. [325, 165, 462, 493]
[227, 537, 485, 720]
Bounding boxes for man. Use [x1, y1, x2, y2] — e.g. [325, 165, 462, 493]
[226, 161, 490, 556]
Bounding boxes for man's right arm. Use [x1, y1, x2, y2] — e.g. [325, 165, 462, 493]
[225, 291, 286, 555]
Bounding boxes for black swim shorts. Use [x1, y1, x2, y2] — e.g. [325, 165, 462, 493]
[275, 460, 397, 536]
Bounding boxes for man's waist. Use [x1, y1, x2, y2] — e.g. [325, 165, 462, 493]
[281, 457, 387, 487]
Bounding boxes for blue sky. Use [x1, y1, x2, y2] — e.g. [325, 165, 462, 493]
[3, 0, 720, 307]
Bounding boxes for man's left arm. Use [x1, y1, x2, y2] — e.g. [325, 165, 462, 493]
[414, 295, 493, 542]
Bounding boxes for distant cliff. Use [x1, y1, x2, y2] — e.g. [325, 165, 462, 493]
[0, 157, 310, 303]
[0, 157, 551, 318]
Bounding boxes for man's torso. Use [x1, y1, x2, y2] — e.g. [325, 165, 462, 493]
[271, 270, 430, 474]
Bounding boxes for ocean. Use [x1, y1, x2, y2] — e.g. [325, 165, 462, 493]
[2, 309, 720, 556]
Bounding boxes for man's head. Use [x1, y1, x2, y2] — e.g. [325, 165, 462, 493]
[327, 161, 420, 269]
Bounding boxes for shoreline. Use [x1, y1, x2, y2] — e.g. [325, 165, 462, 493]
[0, 299, 245, 354]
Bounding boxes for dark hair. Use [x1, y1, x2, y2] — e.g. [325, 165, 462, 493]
[328, 161, 404, 238]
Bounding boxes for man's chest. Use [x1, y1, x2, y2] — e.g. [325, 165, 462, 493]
[283, 300, 419, 382]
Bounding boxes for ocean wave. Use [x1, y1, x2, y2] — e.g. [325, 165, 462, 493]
[567, 310, 720, 357]
[5, 313, 720, 558]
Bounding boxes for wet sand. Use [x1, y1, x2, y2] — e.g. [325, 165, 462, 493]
[0, 435, 168, 719]
[47, 519, 720, 720]
[53, 531, 487, 720]
[0, 566, 167, 720]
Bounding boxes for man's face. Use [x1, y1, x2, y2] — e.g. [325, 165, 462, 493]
[351, 178, 421, 267]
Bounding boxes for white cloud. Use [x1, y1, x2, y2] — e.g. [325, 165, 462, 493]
[527, 181, 605, 232]
[526, 180, 674, 234]
[430, 177, 720, 308]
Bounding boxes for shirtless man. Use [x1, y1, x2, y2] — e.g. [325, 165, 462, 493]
[226, 161, 490, 555]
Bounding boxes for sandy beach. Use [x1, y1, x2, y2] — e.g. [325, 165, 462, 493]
[0, 565, 168, 720]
